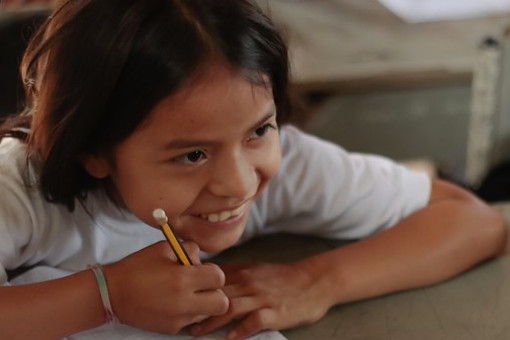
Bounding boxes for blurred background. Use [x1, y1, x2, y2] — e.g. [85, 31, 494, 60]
[2, 0, 510, 199]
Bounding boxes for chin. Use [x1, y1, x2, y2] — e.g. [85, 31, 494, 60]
[198, 234, 242, 253]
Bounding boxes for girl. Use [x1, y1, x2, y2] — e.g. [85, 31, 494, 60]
[0, 0, 506, 339]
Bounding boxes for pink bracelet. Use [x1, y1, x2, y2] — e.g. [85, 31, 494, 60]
[89, 264, 118, 324]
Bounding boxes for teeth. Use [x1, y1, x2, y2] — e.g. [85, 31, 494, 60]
[208, 214, 221, 222]
[202, 205, 244, 223]
[219, 211, 231, 221]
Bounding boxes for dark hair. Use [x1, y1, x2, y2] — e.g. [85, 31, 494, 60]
[1, 0, 290, 211]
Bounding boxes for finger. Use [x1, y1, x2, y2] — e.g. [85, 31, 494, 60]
[189, 312, 233, 337]
[190, 289, 229, 316]
[188, 314, 211, 325]
[182, 241, 201, 264]
[167, 312, 215, 334]
[190, 263, 225, 290]
[227, 309, 277, 340]
[183, 263, 225, 292]
[222, 283, 250, 298]
[153, 240, 179, 262]
[220, 263, 253, 279]
[190, 295, 260, 336]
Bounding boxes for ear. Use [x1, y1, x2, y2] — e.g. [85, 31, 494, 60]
[80, 154, 111, 179]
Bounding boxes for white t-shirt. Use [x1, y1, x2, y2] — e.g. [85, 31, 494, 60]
[0, 125, 431, 284]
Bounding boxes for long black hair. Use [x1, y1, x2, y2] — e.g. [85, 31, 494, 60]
[0, 0, 290, 211]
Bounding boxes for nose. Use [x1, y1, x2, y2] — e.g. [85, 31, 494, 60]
[207, 152, 257, 199]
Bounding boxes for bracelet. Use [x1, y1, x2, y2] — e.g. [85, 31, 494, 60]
[89, 264, 118, 324]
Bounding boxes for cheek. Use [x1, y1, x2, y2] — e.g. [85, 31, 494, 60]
[257, 136, 281, 187]
[151, 185, 202, 221]
[109, 165, 203, 227]
[109, 141, 208, 225]
[110, 175, 160, 226]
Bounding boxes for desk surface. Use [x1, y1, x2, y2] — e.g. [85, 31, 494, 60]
[213, 203, 510, 340]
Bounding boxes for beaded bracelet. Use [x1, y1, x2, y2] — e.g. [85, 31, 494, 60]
[89, 264, 118, 324]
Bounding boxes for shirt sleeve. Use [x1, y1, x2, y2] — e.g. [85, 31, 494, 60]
[0, 138, 75, 284]
[0, 159, 36, 283]
[247, 125, 431, 240]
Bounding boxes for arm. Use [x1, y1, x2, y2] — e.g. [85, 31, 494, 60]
[0, 269, 106, 340]
[192, 179, 507, 339]
[300, 178, 506, 303]
[0, 242, 229, 340]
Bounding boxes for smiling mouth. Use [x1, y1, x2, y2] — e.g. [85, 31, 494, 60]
[199, 205, 245, 223]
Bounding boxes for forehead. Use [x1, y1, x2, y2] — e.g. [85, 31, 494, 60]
[142, 66, 274, 137]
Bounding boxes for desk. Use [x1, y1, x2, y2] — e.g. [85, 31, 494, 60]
[213, 203, 510, 340]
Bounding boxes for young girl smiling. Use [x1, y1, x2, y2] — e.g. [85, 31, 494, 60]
[0, 0, 506, 339]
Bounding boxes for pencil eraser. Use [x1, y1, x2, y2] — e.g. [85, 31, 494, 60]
[152, 208, 168, 225]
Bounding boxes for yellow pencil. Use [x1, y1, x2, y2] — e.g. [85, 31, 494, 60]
[153, 208, 193, 266]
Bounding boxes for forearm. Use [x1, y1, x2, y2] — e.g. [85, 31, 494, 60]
[297, 191, 506, 309]
[0, 269, 104, 340]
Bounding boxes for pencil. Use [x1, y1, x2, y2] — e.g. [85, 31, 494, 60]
[152, 208, 193, 266]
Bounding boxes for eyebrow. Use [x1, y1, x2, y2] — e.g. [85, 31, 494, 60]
[163, 105, 277, 150]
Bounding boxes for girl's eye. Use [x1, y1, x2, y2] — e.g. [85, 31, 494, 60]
[173, 150, 206, 164]
[250, 123, 276, 139]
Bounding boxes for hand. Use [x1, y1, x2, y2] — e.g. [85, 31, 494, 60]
[190, 262, 330, 339]
[103, 241, 229, 335]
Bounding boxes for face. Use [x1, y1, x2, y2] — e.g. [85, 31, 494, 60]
[84, 65, 281, 252]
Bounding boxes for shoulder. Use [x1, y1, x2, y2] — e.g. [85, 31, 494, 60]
[0, 138, 43, 268]
[0, 136, 27, 158]
[0, 137, 68, 270]
[279, 124, 339, 154]
[248, 125, 431, 239]
[277, 125, 359, 183]
[0, 137, 34, 181]
[277, 125, 430, 189]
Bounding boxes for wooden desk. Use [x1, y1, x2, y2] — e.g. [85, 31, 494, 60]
[213, 203, 510, 340]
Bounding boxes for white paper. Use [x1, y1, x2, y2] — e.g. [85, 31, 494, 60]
[65, 323, 287, 340]
[377, 0, 510, 23]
